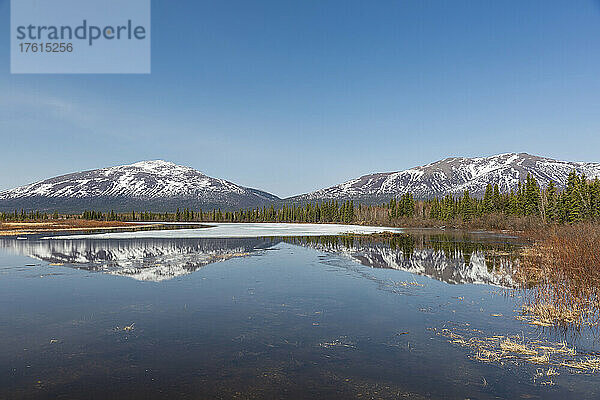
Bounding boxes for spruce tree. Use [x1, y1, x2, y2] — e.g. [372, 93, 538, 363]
[566, 171, 583, 223]
[483, 184, 494, 214]
[545, 181, 558, 222]
[524, 174, 540, 216]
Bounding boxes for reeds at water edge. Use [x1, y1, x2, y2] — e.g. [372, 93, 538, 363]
[516, 224, 600, 327]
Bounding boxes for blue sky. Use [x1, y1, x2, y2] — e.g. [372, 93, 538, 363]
[1, 0, 600, 197]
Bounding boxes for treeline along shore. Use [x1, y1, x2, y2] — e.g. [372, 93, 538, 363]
[2, 171, 598, 232]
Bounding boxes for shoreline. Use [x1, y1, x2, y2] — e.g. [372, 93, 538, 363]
[0, 220, 208, 236]
[1, 218, 591, 240]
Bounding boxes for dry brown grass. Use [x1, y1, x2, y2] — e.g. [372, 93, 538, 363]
[0, 219, 146, 236]
[561, 357, 600, 372]
[516, 223, 600, 327]
[436, 325, 600, 374]
[500, 337, 537, 355]
[517, 303, 585, 327]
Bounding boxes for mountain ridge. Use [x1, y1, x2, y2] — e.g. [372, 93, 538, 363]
[288, 152, 600, 203]
[1, 153, 599, 211]
[0, 160, 280, 212]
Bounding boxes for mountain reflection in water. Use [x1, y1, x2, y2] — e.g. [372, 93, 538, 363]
[287, 234, 519, 287]
[0, 237, 279, 281]
[0, 232, 520, 286]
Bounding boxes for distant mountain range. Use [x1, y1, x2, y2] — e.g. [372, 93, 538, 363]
[290, 152, 600, 203]
[0, 160, 279, 212]
[1, 153, 599, 212]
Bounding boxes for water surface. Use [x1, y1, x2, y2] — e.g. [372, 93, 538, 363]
[1, 227, 599, 399]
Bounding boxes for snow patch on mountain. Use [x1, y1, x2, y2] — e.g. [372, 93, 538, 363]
[291, 153, 600, 201]
[0, 160, 280, 211]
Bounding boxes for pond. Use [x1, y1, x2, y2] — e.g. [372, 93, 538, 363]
[0, 225, 598, 399]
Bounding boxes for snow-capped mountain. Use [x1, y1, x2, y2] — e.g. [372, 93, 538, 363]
[0, 160, 280, 212]
[2, 153, 599, 212]
[289, 153, 600, 202]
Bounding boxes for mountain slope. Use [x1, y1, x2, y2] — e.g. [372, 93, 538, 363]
[3, 153, 600, 212]
[289, 153, 600, 202]
[0, 160, 280, 212]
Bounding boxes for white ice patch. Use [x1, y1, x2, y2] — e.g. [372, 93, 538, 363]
[46, 223, 403, 240]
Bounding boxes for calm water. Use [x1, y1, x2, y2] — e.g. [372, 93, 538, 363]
[1, 229, 599, 399]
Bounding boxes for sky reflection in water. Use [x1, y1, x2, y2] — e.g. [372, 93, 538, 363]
[0, 230, 598, 399]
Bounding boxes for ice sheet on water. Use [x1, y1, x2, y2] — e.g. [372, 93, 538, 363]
[46, 223, 403, 240]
